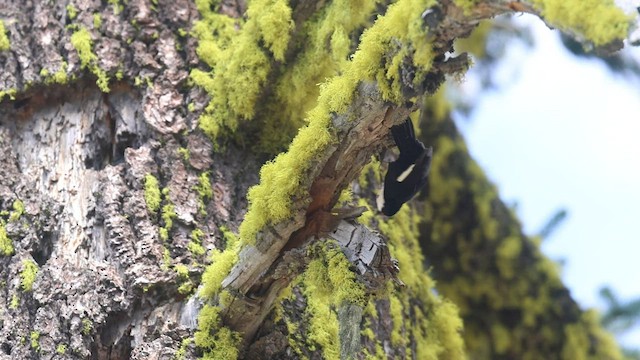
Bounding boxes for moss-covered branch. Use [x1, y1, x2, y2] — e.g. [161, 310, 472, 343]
[418, 95, 621, 359]
[190, 0, 634, 356]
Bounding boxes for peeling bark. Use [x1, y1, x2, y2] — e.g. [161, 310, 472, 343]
[0, 0, 634, 359]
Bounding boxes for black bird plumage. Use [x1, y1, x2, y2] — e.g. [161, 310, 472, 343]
[377, 118, 433, 216]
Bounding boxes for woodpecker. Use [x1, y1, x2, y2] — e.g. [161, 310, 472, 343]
[377, 118, 433, 216]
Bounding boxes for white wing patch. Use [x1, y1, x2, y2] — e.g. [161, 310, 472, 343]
[396, 164, 415, 182]
[376, 187, 385, 211]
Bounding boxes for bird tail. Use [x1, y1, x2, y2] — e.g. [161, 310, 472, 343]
[391, 118, 417, 154]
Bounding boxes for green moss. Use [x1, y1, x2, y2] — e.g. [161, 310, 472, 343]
[199, 228, 239, 299]
[70, 27, 110, 92]
[0, 20, 10, 51]
[195, 172, 213, 215]
[194, 305, 242, 359]
[56, 344, 67, 354]
[9, 199, 24, 222]
[9, 293, 19, 309]
[175, 264, 195, 296]
[0, 222, 14, 256]
[174, 337, 192, 360]
[375, 204, 465, 359]
[175, 264, 189, 278]
[108, 0, 123, 14]
[530, 0, 629, 46]
[30, 331, 40, 351]
[247, 0, 293, 61]
[178, 281, 194, 295]
[93, 13, 102, 29]
[495, 235, 522, 280]
[389, 294, 405, 346]
[196, 172, 213, 200]
[144, 174, 162, 213]
[66, 4, 78, 20]
[0, 88, 17, 102]
[262, 0, 382, 153]
[162, 247, 172, 269]
[285, 243, 369, 358]
[188, 229, 206, 256]
[81, 318, 92, 335]
[160, 203, 177, 241]
[178, 147, 190, 161]
[239, 0, 438, 245]
[42, 61, 69, 85]
[20, 259, 38, 292]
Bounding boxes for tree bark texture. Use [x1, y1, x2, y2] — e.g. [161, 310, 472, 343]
[0, 0, 634, 359]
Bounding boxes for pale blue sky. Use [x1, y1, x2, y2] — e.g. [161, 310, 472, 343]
[455, 16, 640, 346]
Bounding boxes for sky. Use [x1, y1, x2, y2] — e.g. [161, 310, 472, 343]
[454, 15, 640, 346]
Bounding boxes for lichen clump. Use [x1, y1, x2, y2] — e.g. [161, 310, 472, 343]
[20, 259, 39, 292]
[143, 174, 162, 213]
[191, 0, 294, 141]
[531, 0, 629, 46]
[0, 20, 10, 51]
[0, 222, 13, 256]
[70, 27, 110, 92]
[239, 0, 438, 245]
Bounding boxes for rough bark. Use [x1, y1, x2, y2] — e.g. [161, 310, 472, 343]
[0, 0, 635, 359]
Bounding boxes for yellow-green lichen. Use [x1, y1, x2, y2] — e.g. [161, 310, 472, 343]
[56, 344, 67, 354]
[144, 174, 162, 213]
[188, 228, 206, 256]
[93, 13, 102, 29]
[108, 0, 123, 14]
[376, 204, 466, 359]
[41, 61, 69, 85]
[174, 337, 192, 360]
[0, 20, 9, 51]
[192, 0, 293, 143]
[247, 0, 293, 61]
[9, 199, 24, 222]
[81, 318, 92, 335]
[0, 89, 17, 102]
[160, 202, 177, 242]
[239, 0, 438, 244]
[9, 293, 19, 309]
[30, 331, 40, 351]
[70, 27, 110, 92]
[195, 172, 213, 200]
[495, 235, 522, 280]
[176, 263, 194, 295]
[0, 222, 13, 256]
[530, 0, 629, 46]
[66, 4, 78, 20]
[194, 304, 242, 360]
[20, 259, 38, 292]
[285, 243, 368, 358]
[162, 247, 172, 269]
[178, 147, 190, 161]
[195, 171, 213, 215]
[389, 294, 406, 346]
[199, 227, 239, 299]
[263, 0, 382, 154]
[173, 264, 195, 295]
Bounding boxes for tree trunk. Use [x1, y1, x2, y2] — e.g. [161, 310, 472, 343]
[0, 0, 633, 359]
